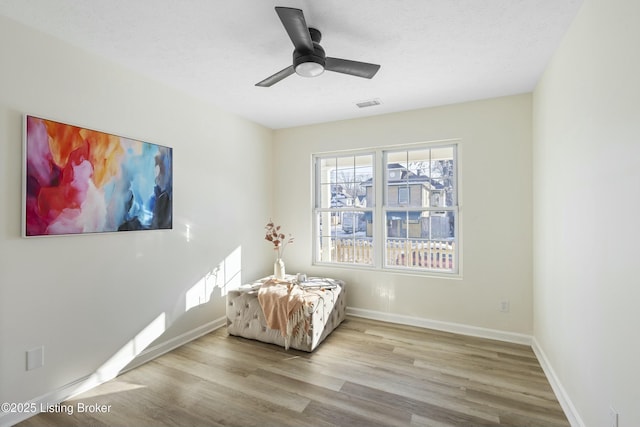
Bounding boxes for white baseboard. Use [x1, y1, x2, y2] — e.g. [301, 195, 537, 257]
[0, 316, 226, 427]
[347, 307, 533, 345]
[121, 316, 227, 374]
[531, 337, 585, 427]
[346, 308, 581, 427]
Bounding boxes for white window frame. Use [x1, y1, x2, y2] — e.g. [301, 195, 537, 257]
[313, 152, 376, 267]
[382, 144, 459, 274]
[312, 140, 461, 276]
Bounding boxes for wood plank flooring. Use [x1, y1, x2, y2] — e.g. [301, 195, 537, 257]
[17, 317, 569, 426]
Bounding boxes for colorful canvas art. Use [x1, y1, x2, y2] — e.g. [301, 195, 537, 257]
[23, 115, 173, 236]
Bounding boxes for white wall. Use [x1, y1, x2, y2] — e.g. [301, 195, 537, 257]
[273, 94, 533, 337]
[0, 15, 274, 414]
[532, 0, 640, 425]
[11, 2, 638, 424]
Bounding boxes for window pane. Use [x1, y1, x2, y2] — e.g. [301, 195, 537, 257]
[315, 211, 373, 266]
[407, 148, 431, 177]
[316, 211, 337, 263]
[355, 155, 374, 207]
[386, 150, 434, 210]
[314, 153, 374, 267]
[319, 156, 367, 208]
[427, 211, 455, 240]
[319, 183, 333, 209]
[318, 154, 373, 209]
[430, 147, 456, 207]
[429, 182, 445, 207]
[319, 157, 337, 184]
[385, 238, 456, 271]
[385, 210, 456, 271]
[386, 211, 408, 238]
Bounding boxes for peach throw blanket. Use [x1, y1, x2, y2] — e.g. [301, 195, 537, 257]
[258, 279, 317, 349]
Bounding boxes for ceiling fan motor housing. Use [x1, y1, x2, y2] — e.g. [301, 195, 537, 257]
[293, 27, 325, 77]
[294, 43, 326, 69]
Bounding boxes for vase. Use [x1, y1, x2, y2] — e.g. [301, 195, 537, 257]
[274, 258, 285, 280]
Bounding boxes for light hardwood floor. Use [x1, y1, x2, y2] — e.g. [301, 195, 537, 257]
[18, 317, 569, 426]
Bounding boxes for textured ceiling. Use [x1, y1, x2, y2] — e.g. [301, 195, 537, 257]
[0, 0, 583, 129]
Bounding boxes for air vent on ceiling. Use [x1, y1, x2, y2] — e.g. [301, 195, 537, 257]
[356, 98, 382, 109]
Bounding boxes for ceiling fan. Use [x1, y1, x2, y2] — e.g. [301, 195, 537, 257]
[255, 7, 381, 87]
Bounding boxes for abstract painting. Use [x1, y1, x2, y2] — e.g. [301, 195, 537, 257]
[23, 115, 172, 236]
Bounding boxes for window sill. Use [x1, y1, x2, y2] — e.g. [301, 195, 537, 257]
[312, 261, 462, 280]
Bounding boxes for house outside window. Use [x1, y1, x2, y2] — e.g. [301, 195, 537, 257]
[313, 142, 459, 274]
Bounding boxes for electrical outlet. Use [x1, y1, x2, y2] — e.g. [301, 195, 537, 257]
[500, 300, 510, 313]
[609, 406, 618, 427]
[26, 346, 44, 371]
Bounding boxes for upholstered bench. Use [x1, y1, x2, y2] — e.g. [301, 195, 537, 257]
[226, 276, 346, 352]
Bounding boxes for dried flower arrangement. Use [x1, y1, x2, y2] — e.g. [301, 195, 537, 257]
[265, 220, 294, 259]
[264, 220, 293, 258]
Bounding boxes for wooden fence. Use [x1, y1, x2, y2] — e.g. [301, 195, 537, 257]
[333, 239, 455, 270]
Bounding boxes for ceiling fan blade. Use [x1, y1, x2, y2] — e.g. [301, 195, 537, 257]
[255, 65, 295, 87]
[325, 57, 381, 79]
[275, 7, 313, 52]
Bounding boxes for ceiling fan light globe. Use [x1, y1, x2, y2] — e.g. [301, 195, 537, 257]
[295, 61, 325, 77]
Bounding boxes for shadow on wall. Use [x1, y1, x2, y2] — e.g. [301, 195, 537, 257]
[185, 246, 242, 310]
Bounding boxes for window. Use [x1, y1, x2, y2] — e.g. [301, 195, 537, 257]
[314, 154, 374, 266]
[313, 142, 459, 274]
[398, 187, 410, 205]
[383, 146, 457, 272]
